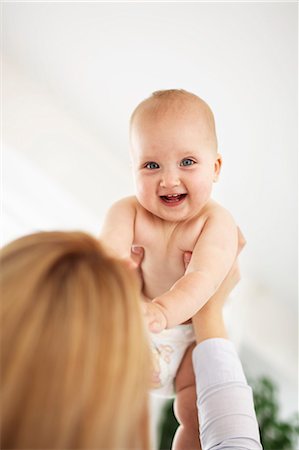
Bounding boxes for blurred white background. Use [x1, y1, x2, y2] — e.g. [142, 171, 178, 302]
[2, 0, 298, 426]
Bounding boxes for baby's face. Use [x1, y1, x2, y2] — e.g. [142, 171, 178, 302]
[130, 109, 221, 222]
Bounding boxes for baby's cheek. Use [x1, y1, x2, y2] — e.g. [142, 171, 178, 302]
[195, 180, 213, 203]
[136, 176, 150, 195]
[136, 179, 155, 205]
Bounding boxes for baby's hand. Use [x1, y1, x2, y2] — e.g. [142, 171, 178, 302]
[142, 302, 167, 333]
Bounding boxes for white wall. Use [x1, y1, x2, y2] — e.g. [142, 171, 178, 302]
[2, 1, 298, 419]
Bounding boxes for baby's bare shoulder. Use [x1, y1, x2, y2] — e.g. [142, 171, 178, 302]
[105, 195, 139, 215]
[102, 196, 140, 230]
[115, 196, 153, 214]
[111, 195, 138, 208]
[202, 200, 235, 222]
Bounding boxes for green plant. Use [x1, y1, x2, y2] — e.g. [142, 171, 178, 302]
[158, 400, 179, 450]
[158, 376, 299, 450]
[251, 376, 299, 450]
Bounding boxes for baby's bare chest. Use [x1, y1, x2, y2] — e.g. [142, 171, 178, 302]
[134, 218, 200, 258]
[133, 211, 205, 298]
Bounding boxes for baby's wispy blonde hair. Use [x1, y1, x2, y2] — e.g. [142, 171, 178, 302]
[130, 88, 218, 151]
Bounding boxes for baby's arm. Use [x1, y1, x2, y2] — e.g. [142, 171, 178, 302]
[148, 208, 238, 331]
[100, 197, 136, 262]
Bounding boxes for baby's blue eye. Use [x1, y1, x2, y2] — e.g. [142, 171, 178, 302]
[180, 158, 195, 167]
[145, 162, 160, 169]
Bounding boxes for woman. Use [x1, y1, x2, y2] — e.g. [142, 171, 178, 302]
[0, 230, 261, 449]
[0, 231, 151, 449]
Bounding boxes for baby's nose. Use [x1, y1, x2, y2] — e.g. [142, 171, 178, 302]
[160, 171, 180, 188]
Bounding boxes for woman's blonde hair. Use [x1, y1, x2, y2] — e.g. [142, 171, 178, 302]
[0, 231, 151, 449]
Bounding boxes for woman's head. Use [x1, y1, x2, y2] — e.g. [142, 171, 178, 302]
[0, 231, 151, 449]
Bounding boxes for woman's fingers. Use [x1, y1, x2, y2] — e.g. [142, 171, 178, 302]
[131, 245, 144, 266]
[183, 251, 192, 270]
[237, 227, 246, 255]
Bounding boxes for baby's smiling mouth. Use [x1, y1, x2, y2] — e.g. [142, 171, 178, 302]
[160, 194, 187, 204]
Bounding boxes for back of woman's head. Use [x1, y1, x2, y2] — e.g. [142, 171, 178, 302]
[0, 231, 151, 449]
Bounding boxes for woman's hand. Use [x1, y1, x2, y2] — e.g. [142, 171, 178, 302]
[130, 246, 145, 289]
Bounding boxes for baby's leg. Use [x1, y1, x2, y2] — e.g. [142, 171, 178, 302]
[172, 343, 201, 450]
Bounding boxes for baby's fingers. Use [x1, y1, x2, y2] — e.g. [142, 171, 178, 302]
[142, 303, 167, 333]
[149, 320, 165, 334]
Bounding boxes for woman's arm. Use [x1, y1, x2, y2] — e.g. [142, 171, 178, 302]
[192, 339, 262, 450]
[191, 230, 263, 450]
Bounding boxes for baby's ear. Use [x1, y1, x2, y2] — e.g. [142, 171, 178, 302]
[213, 153, 222, 182]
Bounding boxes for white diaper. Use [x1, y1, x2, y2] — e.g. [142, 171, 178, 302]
[150, 324, 195, 397]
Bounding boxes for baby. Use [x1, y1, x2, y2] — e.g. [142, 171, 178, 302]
[100, 89, 238, 449]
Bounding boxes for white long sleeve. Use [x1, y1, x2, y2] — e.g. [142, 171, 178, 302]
[192, 338, 262, 450]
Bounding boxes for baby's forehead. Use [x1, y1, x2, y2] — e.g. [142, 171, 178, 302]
[132, 95, 214, 131]
[130, 90, 218, 152]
